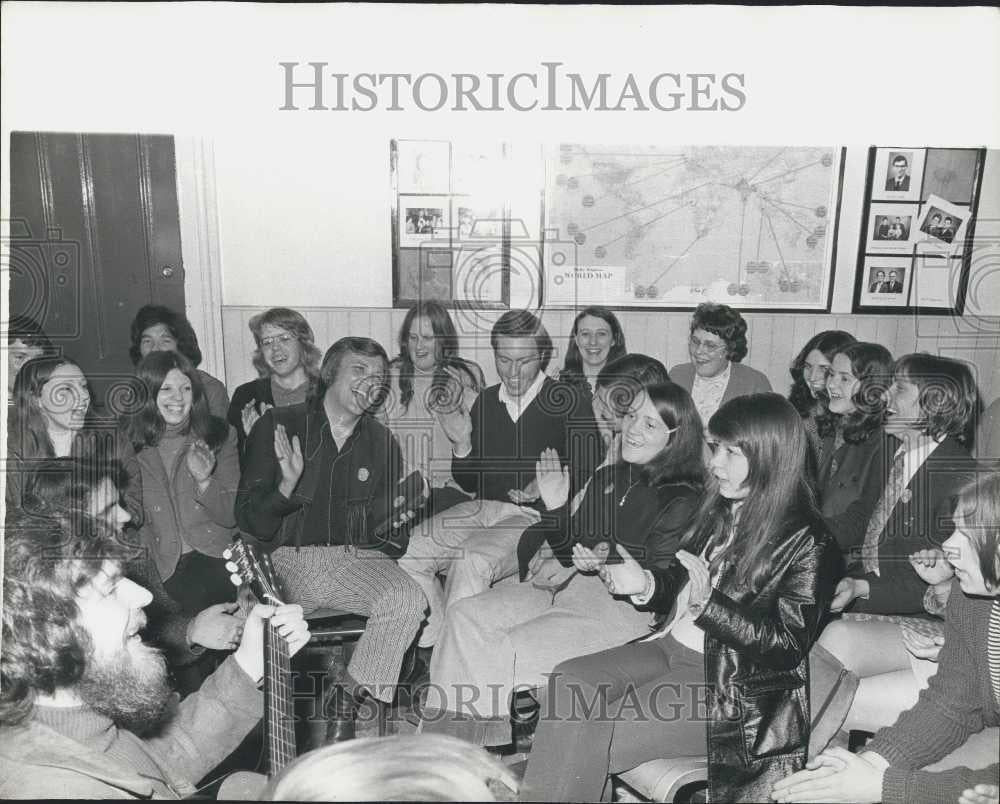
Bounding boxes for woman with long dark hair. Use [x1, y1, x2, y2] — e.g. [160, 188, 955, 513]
[129, 304, 230, 418]
[382, 301, 485, 518]
[421, 382, 704, 748]
[818, 341, 893, 551]
[788, 330, 856, 456]
[6, 355, 141, 517]
[558, 306, 627, 396]
[521, 393, 842, 803]
[124, 351, 239, 615]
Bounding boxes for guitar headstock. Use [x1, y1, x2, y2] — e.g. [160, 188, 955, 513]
[224, 537, 286, 606]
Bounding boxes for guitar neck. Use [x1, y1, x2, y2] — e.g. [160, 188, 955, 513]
[263, 621, 296, 776]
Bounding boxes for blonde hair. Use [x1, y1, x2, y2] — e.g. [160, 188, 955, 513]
[263, 734, 519, 801]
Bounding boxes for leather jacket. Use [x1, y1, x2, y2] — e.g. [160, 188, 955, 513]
[645, 517, 843, 803]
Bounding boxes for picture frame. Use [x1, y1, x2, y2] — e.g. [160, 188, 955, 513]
[853, 146, 985, 315]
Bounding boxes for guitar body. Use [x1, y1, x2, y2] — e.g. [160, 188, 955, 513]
[224, 538, 298, 779]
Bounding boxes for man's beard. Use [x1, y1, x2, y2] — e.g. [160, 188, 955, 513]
[76, 640, 173, 735]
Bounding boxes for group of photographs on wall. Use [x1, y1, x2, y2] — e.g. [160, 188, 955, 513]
[392, 140, 522, 310]
[854, 146, 986, 315]
[392, 140, 984, 315]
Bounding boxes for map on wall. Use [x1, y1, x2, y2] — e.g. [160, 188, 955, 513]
[543, 144, 844, 309]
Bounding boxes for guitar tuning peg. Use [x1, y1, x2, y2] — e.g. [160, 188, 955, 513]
[225, 561, 238, 573]
[222, 548, 233, 559]
[229, 573, 243, 587]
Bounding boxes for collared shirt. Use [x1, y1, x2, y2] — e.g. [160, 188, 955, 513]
[690, 362, 732, 424]
[300, 416, 365, 547]
[497, 370, 547, 424]
[896, 433, 943, 495]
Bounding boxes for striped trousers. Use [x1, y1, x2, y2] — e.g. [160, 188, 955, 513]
[271, 545, 425, 703]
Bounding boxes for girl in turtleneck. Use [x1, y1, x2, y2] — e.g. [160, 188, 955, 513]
[124, 351, 240, 616]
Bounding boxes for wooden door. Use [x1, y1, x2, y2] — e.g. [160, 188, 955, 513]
[8, 131, 185, 411]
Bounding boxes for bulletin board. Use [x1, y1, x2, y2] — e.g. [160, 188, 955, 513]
[853, 146, 986, 315]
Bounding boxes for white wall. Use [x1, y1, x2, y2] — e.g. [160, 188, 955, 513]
[214, 131, 394, 308]
[207, 141, 999, 315]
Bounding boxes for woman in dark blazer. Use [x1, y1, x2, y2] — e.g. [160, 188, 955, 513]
[521, 393, 842, 803]
[818, 342, 894, 552]
[669, 303, 772, 425]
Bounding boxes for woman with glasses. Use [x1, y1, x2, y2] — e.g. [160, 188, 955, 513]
[788, 330, 857, 457]
[227, 307, 323, 458]
[669, 302, 772, 425]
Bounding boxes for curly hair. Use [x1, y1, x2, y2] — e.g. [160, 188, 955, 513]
[689, 303, 749, 363]
[830, 342, 893, 444]
[788, 330, 856, 419]
[391, 301, 482, 414]
[22, 456, 129, 520]
[490, 309, 553, 371]
[128, 305, 203, 367]
[1, 511, 132, 726]
[559, 306, 628, 389]
[893, 353, 981, 444]
[248, 307, 322, 382]
[123, 351, 228, 451]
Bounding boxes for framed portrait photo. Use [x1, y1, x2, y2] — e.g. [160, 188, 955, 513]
[872, 147, 925, 201]
[866, 202, 917, 253]
[858, 256, 912, 308]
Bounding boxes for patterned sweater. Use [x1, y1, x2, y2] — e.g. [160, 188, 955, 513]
[866, 581, 999, 804]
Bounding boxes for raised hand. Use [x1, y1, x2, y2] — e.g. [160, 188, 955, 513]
[599, 543, 648, 596]
[242, 400, 273, 437]
[909, 548, 955, 585]
[274, 423, 304, 498]
[233, 602, 310, 684]
[187, 602, 245, 651]
[436, 402, 473, 453]
[186, 439, 217, 485]
[535, 447, 570, 510]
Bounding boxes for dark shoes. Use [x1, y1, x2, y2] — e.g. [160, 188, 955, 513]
[323, 683, 362, 744]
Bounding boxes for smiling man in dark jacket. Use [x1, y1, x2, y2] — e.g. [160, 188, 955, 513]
[236, 337, 425, 742]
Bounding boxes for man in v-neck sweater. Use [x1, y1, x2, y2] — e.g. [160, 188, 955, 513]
[401, 310, 601, 648]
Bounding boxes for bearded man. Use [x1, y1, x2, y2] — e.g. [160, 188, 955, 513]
[0, 512, 309, 798]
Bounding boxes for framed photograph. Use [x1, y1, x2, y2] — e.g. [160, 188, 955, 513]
[853, 146, 985, 315]
[866, 203, 917, 252]
[858, 256, 912, 307]
[872, 147, 924, 201]
[915, 194, 969, 251]
[398, 196, 451, 248]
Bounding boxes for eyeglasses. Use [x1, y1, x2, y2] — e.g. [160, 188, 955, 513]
[261, 334, 295, 349]
[688, 335, 726, 355]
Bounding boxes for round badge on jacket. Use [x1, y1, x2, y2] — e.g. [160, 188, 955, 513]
[358, 467, 370, 482]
